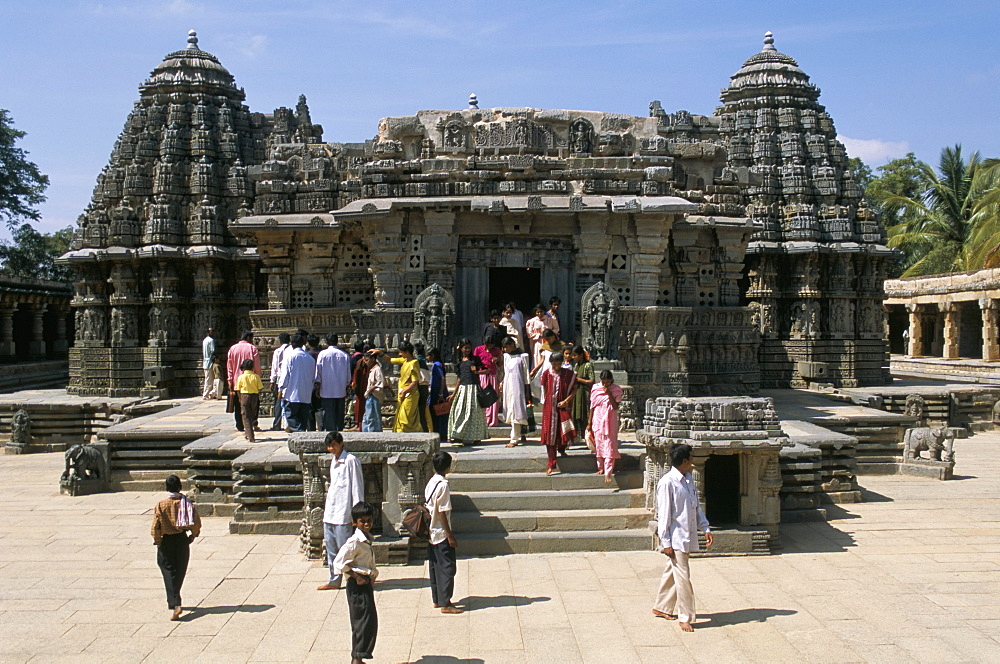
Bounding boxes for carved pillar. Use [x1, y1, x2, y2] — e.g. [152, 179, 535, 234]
[942, 302, 959, 359]
[906, 303, 923, 356]
[264, 267, 291, 310]
[632, 216, 671, 307]
[0, 306, 15, 357]
[691, 455, 708, 516]
[422, 211, 457, 290]
[981, 298, 999, 361]
[30, 303, 47, 357]
[53, 307, 69, 354]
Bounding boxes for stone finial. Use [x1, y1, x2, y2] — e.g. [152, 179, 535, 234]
[763, 31, 776, 51]
[187, 29, 199, 50]
[468, 93, 479, 109]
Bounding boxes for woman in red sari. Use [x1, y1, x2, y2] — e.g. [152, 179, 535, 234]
[539, 352, 576, 475]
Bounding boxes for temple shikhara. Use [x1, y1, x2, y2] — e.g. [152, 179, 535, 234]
[61, 30, 893, 409]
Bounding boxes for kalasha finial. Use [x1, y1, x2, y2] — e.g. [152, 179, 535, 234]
[763, 31, 776, 51]
[468, 93, 479, 109]
[187, 29, 199, 50]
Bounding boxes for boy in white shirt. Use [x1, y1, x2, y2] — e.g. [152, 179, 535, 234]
[333, 501, 379, 663]
[426, 451, 462, 614]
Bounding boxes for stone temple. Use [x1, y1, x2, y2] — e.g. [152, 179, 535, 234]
[61, 30, 893, 410]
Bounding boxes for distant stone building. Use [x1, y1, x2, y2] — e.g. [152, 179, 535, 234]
[61, 31, 891, 406]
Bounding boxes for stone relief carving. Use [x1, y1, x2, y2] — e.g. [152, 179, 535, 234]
[411, 283, 455, 354]
[10, 409, 31, 447]
[903, 426, 954, 463]
[581, 281, 621, 362]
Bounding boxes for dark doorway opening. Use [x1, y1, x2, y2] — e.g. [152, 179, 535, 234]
[704, 455, 740, 526]
[958, 301, 983, 359]
[489, 268, 540, 319]
[887, 305, 909, 354]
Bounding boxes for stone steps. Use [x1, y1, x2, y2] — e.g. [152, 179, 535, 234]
[449, 471, 642, 492]
[455, 529, 653, 556]
[451, 507, 651, 533]
[453, 486, 645, 512]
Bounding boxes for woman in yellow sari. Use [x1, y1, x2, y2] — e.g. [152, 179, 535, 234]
[377, 342, 427, 433]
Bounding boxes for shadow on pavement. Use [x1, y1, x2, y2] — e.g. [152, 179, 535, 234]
[859, 487, 894, 502]
[780, 520, 857, 553]
[181, 603, 275, 620]
[409, 657, 486, 664]
[697, 607, 797, 628]
[376, 577, 430, 591]
[458, 595, 550, 611]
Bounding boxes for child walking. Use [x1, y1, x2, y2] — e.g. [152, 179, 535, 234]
[150, 474, 201, 621]
[235, 358, 263, 441]
[333, 501, 379, 663]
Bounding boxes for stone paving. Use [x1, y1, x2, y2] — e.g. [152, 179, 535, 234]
[2, 432, 1000, 663]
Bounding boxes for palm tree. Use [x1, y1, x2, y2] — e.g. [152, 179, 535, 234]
[884, 145, 1000, 277]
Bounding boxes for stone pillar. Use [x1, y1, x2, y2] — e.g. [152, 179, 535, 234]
[981, 298, 999, 361]
[942, 302, 959, 359]
[906, 304, 923, 356]
[29, 304, 47, 358]
[53, 307, 69, 354]
[0, 306, 15, 357]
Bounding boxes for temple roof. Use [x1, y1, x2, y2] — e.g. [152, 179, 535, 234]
[721, 31, 819, 104]
[139, 30, 243, 100]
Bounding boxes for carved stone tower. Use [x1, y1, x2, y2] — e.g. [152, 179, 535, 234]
[718, 32, 893, 387]
[61, 31, 267, 396]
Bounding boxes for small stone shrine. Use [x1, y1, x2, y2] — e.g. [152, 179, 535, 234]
[61, 31, 892, 414]
[639, 396, 787, 553]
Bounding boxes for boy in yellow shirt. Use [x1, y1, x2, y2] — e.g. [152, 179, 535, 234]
[234, 358, 263, 441]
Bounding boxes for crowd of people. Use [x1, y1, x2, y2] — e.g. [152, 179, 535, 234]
[202, 296, 622, 478]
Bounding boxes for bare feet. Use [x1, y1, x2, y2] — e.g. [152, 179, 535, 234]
[594, 470, 604, 475]
[679, 621, 694, 632]
[651, 609, 676, 620]
[170, 607, 182, 621]
[316, 583, 341, 591]
[604, 476, 613, 484]
[545, 468, 554, 476]
[505, 442, 518, 448]
[440, 605, 463, 614]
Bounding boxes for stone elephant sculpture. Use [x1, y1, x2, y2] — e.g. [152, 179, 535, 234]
[61, 443, 103, 481]
[903, 426, 954, 463]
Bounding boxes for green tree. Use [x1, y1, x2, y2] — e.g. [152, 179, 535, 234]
[866, 153, 926, 226]
[0, 109, 49, 231]
[883, 145, 1000, 277]
[0, 224, 73, 282]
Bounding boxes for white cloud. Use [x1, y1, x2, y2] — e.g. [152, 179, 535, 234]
[220, 34, 268, 59]
[838, 136, 910, 166]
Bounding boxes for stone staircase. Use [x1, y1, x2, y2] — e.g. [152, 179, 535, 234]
[447, 446, 652, 555]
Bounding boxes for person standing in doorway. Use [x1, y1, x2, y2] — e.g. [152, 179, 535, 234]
[525, 304, 548, 369]
[447, 339, 487, 446]
[235, 358, 263, 442]
[318, 431, 364, 591]
[279, 334, 317, 432]
[316, 334, 351, 432]
[539, 352, 576, 475]
[426, 451, 462, 614]
[227, 332, 261, 434]
[653, 443, 713, 632]
[500, 305, 523, 352]
[506, 301, 526, 348]
[587, 370, 622, 483]
[482, 310, 504, 348]
[151, 474, 201, 621]
[499, 336, 530, 447]
[269, 332, 291, 430]
[546, 296, 562, 338]
[201, 328, 216, 400]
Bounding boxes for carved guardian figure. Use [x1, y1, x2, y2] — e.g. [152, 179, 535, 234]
[903, 426, 955, 463]
[62, 443, 103, 481]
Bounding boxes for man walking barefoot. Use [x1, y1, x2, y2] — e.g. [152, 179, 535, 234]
[652, 443, 713, 632]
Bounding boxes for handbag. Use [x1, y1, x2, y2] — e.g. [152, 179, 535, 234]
[432, 400, 452, 417]
[477, 384, 499, 409]
[226, 390, 237, 414]
[401, 479, 443, 540]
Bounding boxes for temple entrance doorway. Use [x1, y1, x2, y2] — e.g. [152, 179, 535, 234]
[489, 268, 540, 320]
[704, 454, 740, 526]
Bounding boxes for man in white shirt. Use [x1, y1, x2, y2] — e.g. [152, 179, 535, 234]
[201, 328, 216, 399]
[269, 332, 290, 431]
[653, 443, 713, 632]
[318, 431, 364, 591]
[278, 334, 316, 432]
[315, 333, 351, 432]
[426, 451, 462, 614]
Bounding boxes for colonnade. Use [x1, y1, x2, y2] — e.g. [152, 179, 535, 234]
[0, 277, 74, 361]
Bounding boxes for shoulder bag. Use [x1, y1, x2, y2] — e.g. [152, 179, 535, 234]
[401, 479, 444, 541]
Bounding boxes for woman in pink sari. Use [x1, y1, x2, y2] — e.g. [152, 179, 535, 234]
[473, 336, 503, 427]
[587, 370, 622, 483]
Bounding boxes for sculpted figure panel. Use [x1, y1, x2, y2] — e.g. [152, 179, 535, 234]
[581, 281, 621, 361]
[412, 284, 455, 354]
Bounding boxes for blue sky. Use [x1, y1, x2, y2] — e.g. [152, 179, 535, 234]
[4, 0, 999, 237]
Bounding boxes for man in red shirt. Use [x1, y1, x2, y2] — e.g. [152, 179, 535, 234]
[227, 332, 261, 433]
